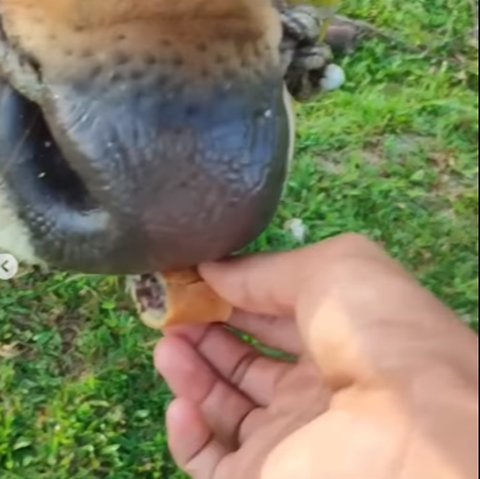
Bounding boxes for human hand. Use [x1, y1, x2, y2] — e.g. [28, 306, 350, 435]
[154, 234, 478, 479]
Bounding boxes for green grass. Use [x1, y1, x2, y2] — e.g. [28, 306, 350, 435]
[1, 0, 478, 477]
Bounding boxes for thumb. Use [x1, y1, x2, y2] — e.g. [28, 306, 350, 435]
[199, 250, 310, 316]
[199, 233, 378, 316]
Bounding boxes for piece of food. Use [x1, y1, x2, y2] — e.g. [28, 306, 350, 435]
[129, 269, 232, 331]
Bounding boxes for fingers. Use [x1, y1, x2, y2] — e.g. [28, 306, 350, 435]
[168, 310, 302, 356]
[199, 233, 383, 317]
[168, 325, 294, 406]
[166, 398, 228, 479]
[155, 336, 255, 447]
[200, 250, 306, 316]
[200, 233, 447, 390]
[229, 311, 302, 356]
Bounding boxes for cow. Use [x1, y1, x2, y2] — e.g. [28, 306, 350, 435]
[0, 0, 344, 277]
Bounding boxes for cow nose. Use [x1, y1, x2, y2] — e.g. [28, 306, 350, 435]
[0, 0, 295, 274]
[0, 71, 292, 274]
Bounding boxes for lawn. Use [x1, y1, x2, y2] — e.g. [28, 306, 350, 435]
[0, 0, 478, 477]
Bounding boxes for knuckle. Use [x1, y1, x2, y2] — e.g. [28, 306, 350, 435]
[230, 351, 259, 387]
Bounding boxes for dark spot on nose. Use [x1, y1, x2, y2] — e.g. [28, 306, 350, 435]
[80, 48, 93, 59]
[155, 74, 168, 87]
[171, 54, 184, 68]
[113, 51, 130, 66]
[88, 64, 103, 80]
[223, 68, 236, 81]
[144, 54, 157, 66]
[215, 54, 226, 64]
[109, 71, 123, 83]
[196, 42, 208, 52]
[185, 104, 200, 117]
[129, 69, 144, 82]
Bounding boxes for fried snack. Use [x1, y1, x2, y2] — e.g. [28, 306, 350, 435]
[130, 268, 232, 331]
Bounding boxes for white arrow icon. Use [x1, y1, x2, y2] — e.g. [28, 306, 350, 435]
[0, 254, 19, 280]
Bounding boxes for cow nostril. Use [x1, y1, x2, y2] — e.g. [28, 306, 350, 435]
[1, 83, 97, 213]
[29, 109, 96, 212]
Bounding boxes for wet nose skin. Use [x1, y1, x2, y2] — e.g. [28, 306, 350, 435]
[1, 69, 291, 273]
[0, 0, 291, 274]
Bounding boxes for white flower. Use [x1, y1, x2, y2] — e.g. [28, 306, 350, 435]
[284, 218, 308, 243]
[322, 64, 346, 92]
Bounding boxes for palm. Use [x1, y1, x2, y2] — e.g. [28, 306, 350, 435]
[219, 364, 329, 479]
[155, 313, 331, 479]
